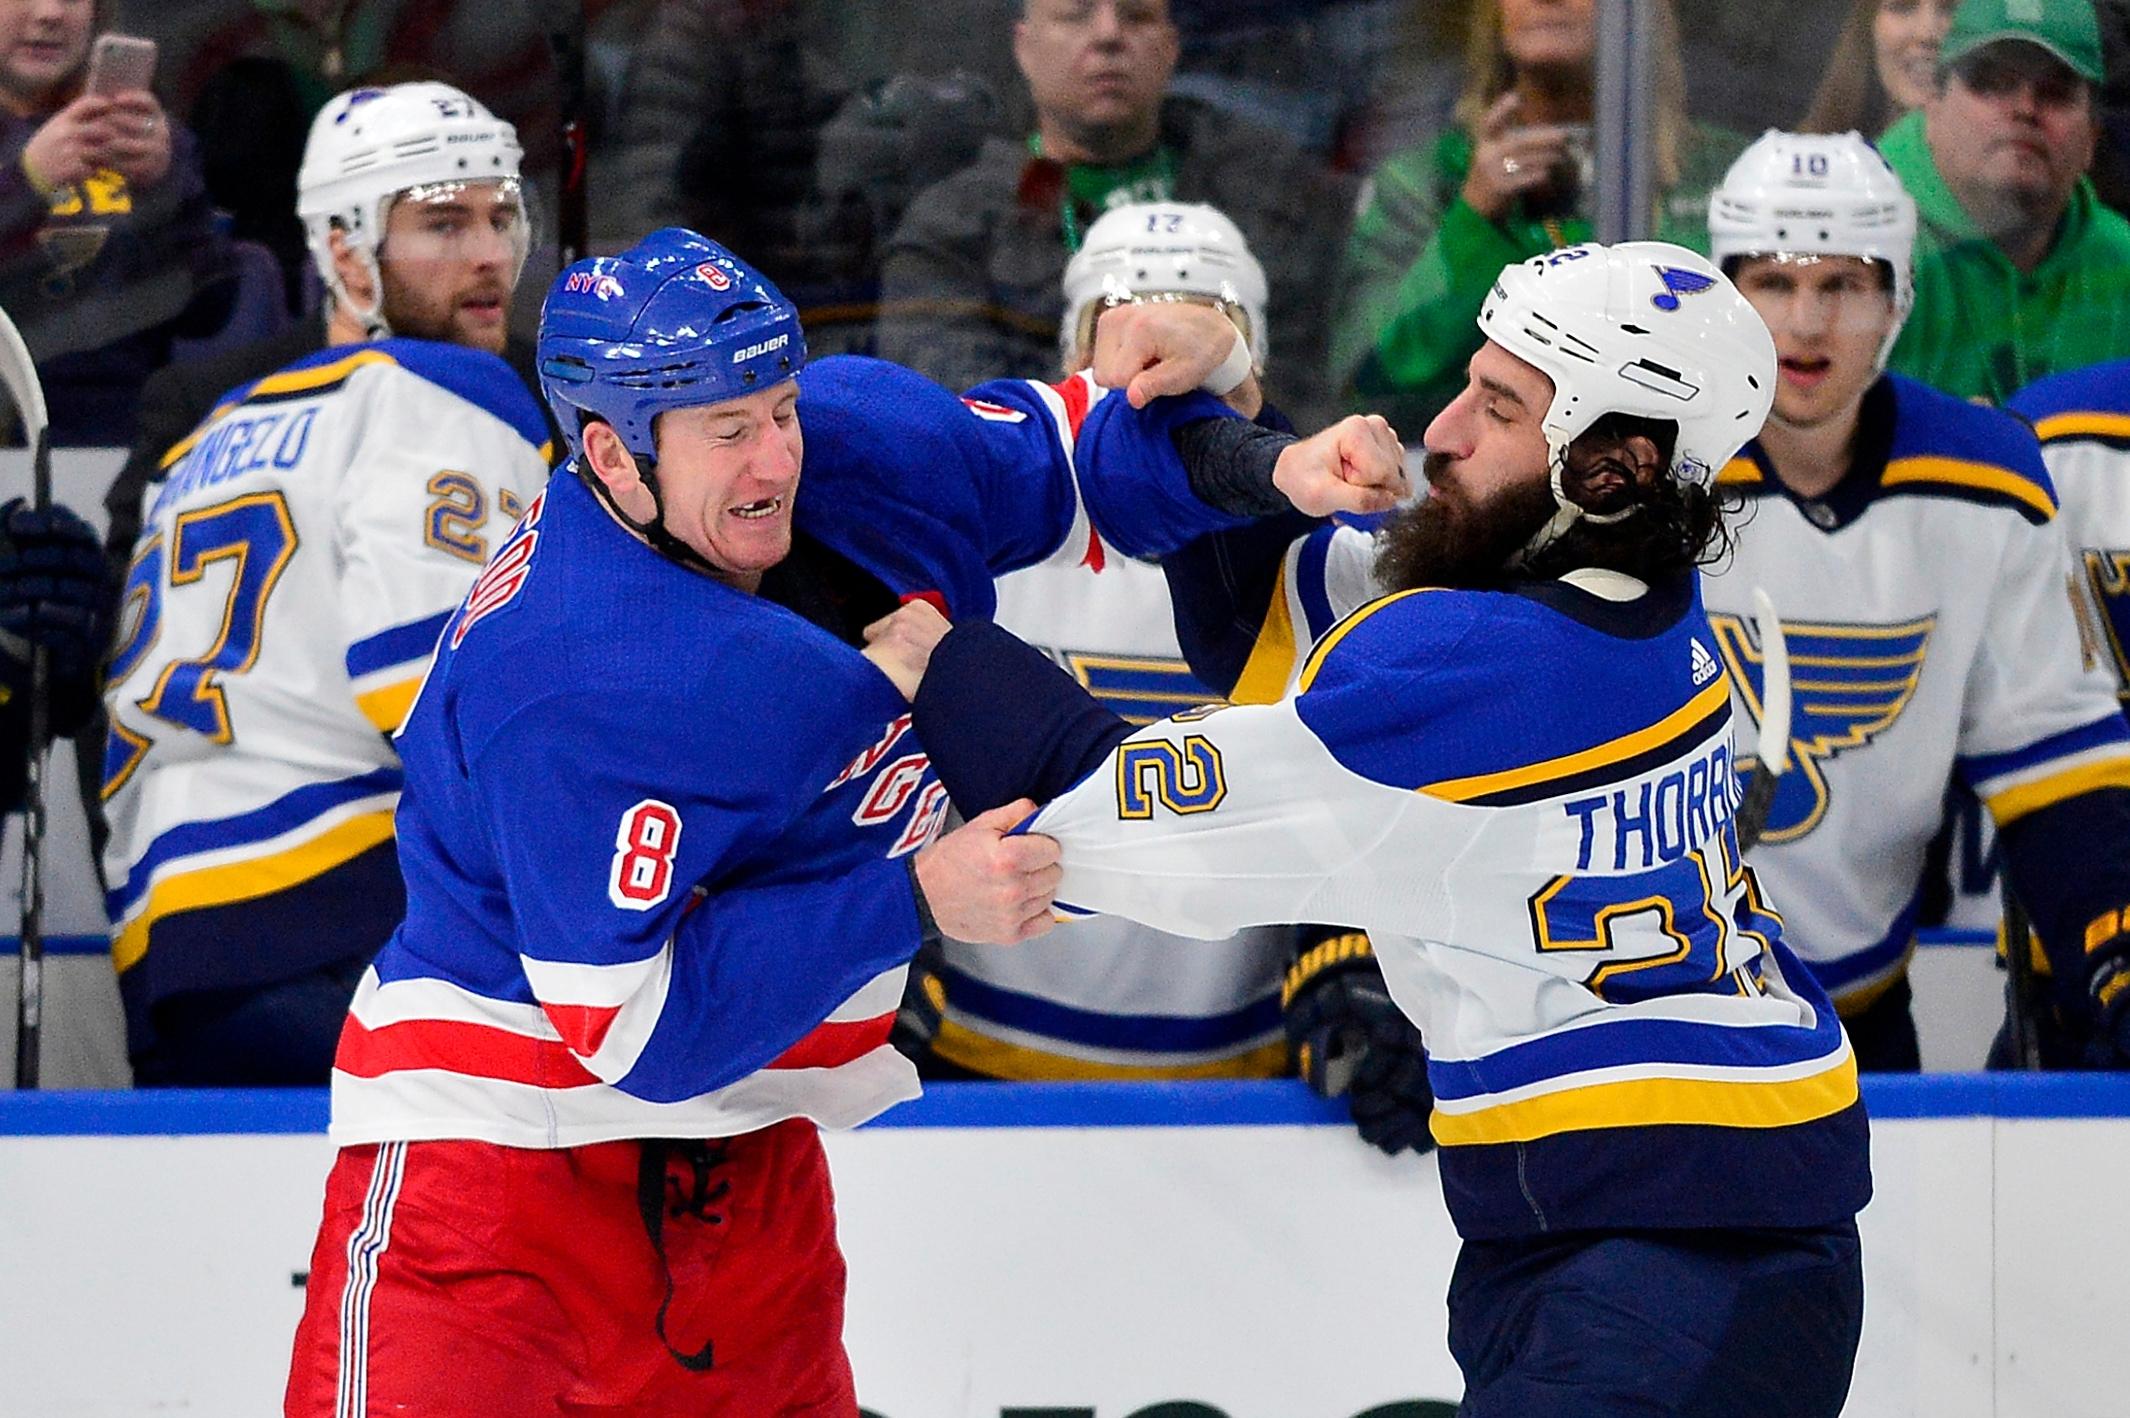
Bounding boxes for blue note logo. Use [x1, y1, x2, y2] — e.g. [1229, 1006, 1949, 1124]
[1708, 612, 1936, 842]
[2080, 548, 2130, 708]
[1652, 265, 1717, 311]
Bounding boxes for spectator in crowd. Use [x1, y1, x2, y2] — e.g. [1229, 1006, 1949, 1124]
[876, 0, 1356, 427]
[99, 82, 551, 1087]
[1882, 0, 2130, 401]
[1801, 0, 1960, 136]
[1331, 0, 1745, 435]
[0, 0, 232, 447]
[0, 497, 105, 813]
[104, 80, 549, 579]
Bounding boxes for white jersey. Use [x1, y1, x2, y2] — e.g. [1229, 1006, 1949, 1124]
[938, 543, 1296, 1079]
[949, 570, 1869, 1241]
[1215, 375, 2130, 1011]
[101, 340, 552, 1024]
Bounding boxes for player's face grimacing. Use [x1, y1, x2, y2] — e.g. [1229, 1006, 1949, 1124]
[1730, 253, 1893, 431]
[372, 179, 528, 355]
[645, 381, 805, 587]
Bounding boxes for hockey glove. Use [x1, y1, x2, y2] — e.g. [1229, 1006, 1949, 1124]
[0, 498, 110, 734]
[2081, 909, 2130, 1069]
[1284, 932, 1436, 1156]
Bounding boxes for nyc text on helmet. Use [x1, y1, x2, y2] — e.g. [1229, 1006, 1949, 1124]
[1708, 129, 1917, 369]
[1477, 241, 1775, 535]
[537, 228, 807, 565]
[1060, 201, 1269, 374]
[298, 83, 526, 335]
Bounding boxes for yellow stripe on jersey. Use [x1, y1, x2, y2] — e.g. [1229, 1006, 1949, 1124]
[1984, 754, 2130, 825]
[1428, 1051, 1858, 1147]
[2033, 411, 2130, 445]
[1420, 676, 1730, 805]
[931, 1017, 1290, 1081]
[158, 348, 404, 470]
[1295, 589, 1433, 693]
[355, 676, 425, 734]
[1880, 455, 2058, 522]
[112, 809, 397, 973]
[1230, 561, 1298, 705]
[1717, 455, 1764, 486]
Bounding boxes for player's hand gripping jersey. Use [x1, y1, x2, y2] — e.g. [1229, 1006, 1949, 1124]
[101, 341, 552, 1043]
[336, 354, 1265, 1144]
[916, 573, 1870, 1238]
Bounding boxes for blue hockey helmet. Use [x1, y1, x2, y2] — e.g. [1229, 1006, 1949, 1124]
[536, 227, 807, 461]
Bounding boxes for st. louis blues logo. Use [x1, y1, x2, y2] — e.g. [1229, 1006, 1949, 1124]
[1652, 265, 1716, 311]
[2080, 548, 2130, 707]
[1060, 650, 1218, 726]
[1709, 612, 1936, 842]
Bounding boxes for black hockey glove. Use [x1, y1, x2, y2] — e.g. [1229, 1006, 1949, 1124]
[0, 498, 109, 735]
[1283, 932, 1435, 1156]
[2081, 910, 2130, 1069]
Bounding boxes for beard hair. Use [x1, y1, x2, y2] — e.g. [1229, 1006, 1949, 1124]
[1373, 452, 1558, 592]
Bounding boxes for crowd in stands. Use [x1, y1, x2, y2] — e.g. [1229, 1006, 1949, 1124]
[7, 0, 2130, 1113]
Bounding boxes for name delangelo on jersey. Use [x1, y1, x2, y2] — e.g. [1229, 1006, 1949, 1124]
[100, 340, 552, 1042]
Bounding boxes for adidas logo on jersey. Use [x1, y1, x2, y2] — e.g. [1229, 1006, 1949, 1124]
[1691, 638, 1720, 687]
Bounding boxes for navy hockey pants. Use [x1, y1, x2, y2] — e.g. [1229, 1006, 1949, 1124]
[1448, 1220, 1863, 1418]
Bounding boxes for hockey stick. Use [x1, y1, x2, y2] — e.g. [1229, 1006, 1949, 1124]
[2001, 888, 2041, 1070]
[537, 0, 590, 267]
[0, 301, 51, 1089]
[1734, 587, 1791, 852]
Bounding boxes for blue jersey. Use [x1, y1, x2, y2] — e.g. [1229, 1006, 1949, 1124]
[329, 358, 1254, 1145]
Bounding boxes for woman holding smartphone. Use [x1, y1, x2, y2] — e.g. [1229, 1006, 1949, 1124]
[0, 0, 230, 445]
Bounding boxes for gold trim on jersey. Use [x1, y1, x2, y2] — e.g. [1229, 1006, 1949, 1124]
[931, 1016, 1289, 1081]
[1420, 676, 1729, 805]
[1985, 754, 2130, 825]
[355, 676, 425, 735]
[1294, 589, 1434, 693]
[1428, 1049, 1858, 1146]
[101, 719, 152, 803]
[158, 348, 404, 470]
[1717, 455, 1764, 486]
[113, 808, 397, 973]
[1230, 559, 1298, 705]
[2033, 411, 2130, 445]
[1880, 454, 2057, 522]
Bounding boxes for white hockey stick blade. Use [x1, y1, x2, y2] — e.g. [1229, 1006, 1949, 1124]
[0, 300, 48, 445]
[1751, 586, 1792, 776]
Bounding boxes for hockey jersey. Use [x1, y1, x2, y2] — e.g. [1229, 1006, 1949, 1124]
[333, 356, 1260, 1146]
[101, 340, 552, 1044]
[915, 572, 1870, 1240]
[1186, 375, 2130, 1012]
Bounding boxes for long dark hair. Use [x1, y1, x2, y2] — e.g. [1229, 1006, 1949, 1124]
[1520, 413, 1736, 583]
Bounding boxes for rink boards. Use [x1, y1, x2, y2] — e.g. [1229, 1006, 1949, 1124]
[0, 1076, 2123, 1418]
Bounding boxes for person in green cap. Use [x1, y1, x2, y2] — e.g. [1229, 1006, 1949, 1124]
[1328, 0, 1746, 436]
[1880, 0, 2130, 401]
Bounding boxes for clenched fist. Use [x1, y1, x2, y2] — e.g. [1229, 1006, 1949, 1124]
[1273, 414, 1409, 517]
[1089, 302, 1262, 417]
[913, 799, 1062, 944]
[862, 598, 952, 700]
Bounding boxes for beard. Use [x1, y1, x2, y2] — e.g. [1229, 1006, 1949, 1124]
[378, 267, 511, 353]
[1373, 453, 1557, 592]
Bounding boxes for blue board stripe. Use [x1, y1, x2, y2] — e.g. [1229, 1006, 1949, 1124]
[4, 1075, 2130, 1135]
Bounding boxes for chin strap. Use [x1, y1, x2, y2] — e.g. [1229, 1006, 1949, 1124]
[574, 457, 728, 579]
[1521, 448, 1644, 561]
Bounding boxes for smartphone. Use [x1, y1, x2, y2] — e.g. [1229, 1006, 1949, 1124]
[85, 34, 158, 97]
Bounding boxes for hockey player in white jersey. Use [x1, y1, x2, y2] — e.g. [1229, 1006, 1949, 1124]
[872, 242, 1869, 1417]
[919, 202, 1436, 1142]
[100, 85, 552, 1085]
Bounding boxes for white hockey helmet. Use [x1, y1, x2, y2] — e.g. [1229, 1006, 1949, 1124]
[298, 82, 526, 334]
[1059, 201, 1269, 374]
[1477, 241, 1775, 530]
[1708, 130, 1917, 367]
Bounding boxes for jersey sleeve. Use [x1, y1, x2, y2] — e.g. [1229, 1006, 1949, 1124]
[1954, 505, 2130, 826]
[1163, 518, 1384, 702]
[465, 639, 923, 1105]
[335, 368, 552, 734]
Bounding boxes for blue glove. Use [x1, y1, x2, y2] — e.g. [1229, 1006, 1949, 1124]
[1284, 932, 1436, 1156]
[0, 498, 110, 735]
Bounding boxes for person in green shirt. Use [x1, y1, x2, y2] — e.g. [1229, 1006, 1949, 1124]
[1331, 0, 1745, 434]
[1881, 0, 2130, 402]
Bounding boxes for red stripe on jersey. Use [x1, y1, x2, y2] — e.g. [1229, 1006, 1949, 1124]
[901, 589, 949, 616]
[767, 1011, 895, 1070]
[335, 1016, 600, 1088]
[1048, 373, 1093, 437]
[542, 1001, 623, 1059]
[1081, 523, 1107, 572]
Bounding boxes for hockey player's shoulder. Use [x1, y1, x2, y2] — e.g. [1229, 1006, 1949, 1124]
[1295, 585, 1490, 694]
[1880, 373, 2057, 526]
[346, 338, 552, 455]
[2006, 359, 2130, 452]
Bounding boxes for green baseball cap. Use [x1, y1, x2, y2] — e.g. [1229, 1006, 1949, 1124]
[1942, 0, 2105, 84]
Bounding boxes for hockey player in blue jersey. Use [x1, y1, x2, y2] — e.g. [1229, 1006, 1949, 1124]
[282, 226, 1407, 1417]
[868, 243, 1871, 1417]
